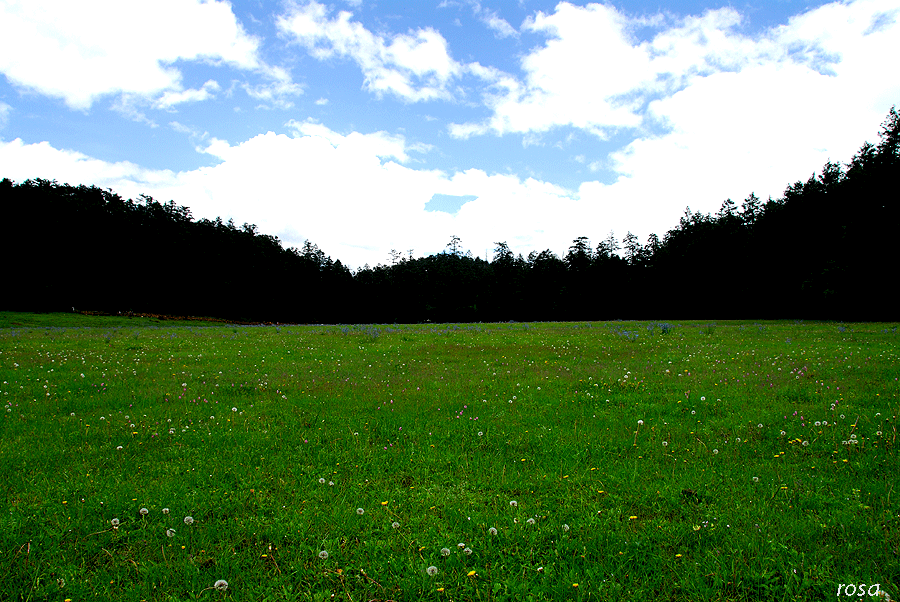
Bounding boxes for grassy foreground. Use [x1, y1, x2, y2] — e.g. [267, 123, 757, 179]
[0, 315, 897, 601]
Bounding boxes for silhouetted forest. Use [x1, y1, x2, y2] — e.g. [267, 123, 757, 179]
[3, 108, 898, 322]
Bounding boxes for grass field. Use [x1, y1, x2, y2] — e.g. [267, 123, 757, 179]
[0, 313, 897, 601]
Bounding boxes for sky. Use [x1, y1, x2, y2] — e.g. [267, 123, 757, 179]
[1, 0, 898, 269]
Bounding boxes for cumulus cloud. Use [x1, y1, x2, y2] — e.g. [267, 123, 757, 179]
[451, 0, 900, 143]
[278, 1, 468, 101]
[0, 0, 287, 110]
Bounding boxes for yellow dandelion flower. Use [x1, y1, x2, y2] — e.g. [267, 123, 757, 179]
[467, 570, 476, 577]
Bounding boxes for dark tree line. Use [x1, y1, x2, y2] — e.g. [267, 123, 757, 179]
[2, 108, 897, 322]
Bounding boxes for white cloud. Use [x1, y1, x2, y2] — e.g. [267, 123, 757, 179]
[453, 0, 900, 145]
[0, 102, 11, 129]
[3, 1, 898, 270]
[0, 0, 274, 110]
[155, 80, 222, 110]
[278, 1, 465, 102]
[315, 98, 329, 105]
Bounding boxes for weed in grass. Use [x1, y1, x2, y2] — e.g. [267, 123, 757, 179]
[0, 316, 897, 600]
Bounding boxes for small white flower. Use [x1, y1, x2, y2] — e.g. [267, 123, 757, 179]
[780, 430, 786, 436]
[736, 437, 741, 443]
[700, 396, 706, 401]
[562, 524, 570, 532]
[752, 477, 759, 482]
[162, 508, 169, 514]
[463, 547, 473, 555]
[116, 445, 123, 450]
[184, 516, 194, 525]
[328, 481, 334, 486]
[232, 407, 237, 412]
[427, 565, 438, 576]
[815, 421, 821, 427]
[166, 528, 176, 537]
[691, 410, 696, 415]
[392, 521, 400, 529]
[758, 423, 763, 428]
[802, 440, 809, 446]
[440, 548, 450, 556]
[356, 508, 365, 515]
[214, 579, 228, 591]
[478, 431, 483, 436]
[526, 517, 536, 525]
[877, 430, 883, 436]
[318, 478, 326, 484]
[139, 507, 149, 516]
[318, 550, 328, 559]
[662, 441, 668, 447]
[458, 542, 465, 548]
[509, 500, 518, 507]
[110, 518, 120, 527]
[70, 412, 75, 417]
[488, 527, 498, 536]
[637, 419, 644, 425]
[713, 449, 719, 454]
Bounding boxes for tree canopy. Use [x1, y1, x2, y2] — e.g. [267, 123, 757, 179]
[2, 108, 897, 322]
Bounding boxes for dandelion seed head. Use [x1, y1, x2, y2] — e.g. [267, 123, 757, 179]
[509, 500, 517, 507]
[162, 508, 169, 514]
[318, 550, 328, 559]
[440, 547, 450, 556]
[139, 508, 149, 516]
[488, 527, 497, 535]
[392, 521, 400, 529]
[214, 579, 228, 591]
[356, 508, 365, 515]
[426, 566, 438, 576]
[184, 516, 194, 525]
[526, 517, 536, 525]
[166, 528, 175, 537]
[110, 518, 120, 527]
[464, 547, 472, 555]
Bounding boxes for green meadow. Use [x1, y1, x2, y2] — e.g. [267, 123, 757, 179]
[0, 313, 897, 601]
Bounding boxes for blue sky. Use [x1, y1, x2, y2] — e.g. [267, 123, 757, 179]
[1, 0, 898, 268]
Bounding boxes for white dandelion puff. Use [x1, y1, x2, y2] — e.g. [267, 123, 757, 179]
[214, 579, 228, 591]
[139, 508, 149, 516]
[509, 500, 518, 507]
[110, 518, 120, 527]
[440, 548, 450, 557]
[488, 527, 498, 536]
[392, 521, 400, 529]
[526, 517, 536, 525]
[356, 508, 365, 515]
[166, 528, 176, 537]
[318, 550, 328, 559]
[427, 566, 438, 576]
[184, 516, 194, 525]
[162, 508, 169, 514]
